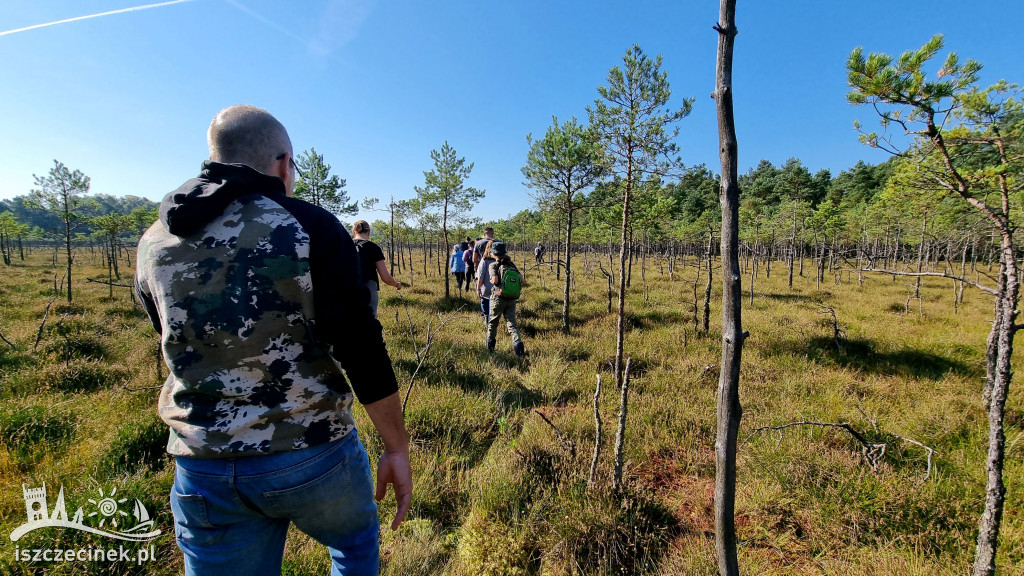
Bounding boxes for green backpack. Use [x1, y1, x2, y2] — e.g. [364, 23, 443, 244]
[499, 262, 522, 299]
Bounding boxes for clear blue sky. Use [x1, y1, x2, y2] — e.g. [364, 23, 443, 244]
[2, 0, 1022, 223]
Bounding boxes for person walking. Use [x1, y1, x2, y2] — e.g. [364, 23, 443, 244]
[472, 226, 496, 269]
[450, 243, 467, 296]
[486, 241, 525, 357]
[459, 241, 473, 290]
[475, 240, 497, 326]
[135, 105, 411, 576]
[353, 220, 401, 318]
[534, 242, 545, 265]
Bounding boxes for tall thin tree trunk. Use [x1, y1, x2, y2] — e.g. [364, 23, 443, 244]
[788, 210, 797, 289]
[749, 223, 758, 305]
[556, 212, 563, 281]
[389, 196, 396, 277]
[562, 210, 574, 334]
[703, 232, 713, 332]
[626, 230, 634, 289]
[614, 175, 633, 389]
[915, 215, 927, 298]
[714, 6, 743, 574]
[443, 203, 451, 299]
[64, 218, 72, 303]
[973, 237, 1017, 576]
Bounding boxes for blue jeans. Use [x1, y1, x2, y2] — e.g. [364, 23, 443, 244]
[171, 431, 379, 576]
[480, 297, 490, 320]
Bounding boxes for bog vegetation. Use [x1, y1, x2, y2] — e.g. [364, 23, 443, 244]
[0, 239, 1021, 575]
[0, 35, 1022, 576]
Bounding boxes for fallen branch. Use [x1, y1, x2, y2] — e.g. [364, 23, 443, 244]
[860, 268, 997, 296]
[535, 409, 576, 458]
[743, 419, 936, 480]
[86, 278, 134, 288]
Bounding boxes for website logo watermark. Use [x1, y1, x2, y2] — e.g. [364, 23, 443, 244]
[10, 482, 161, 545]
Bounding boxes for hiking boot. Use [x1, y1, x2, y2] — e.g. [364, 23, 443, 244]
[486, 339, 496, 352]
[513, 342, 525, 357]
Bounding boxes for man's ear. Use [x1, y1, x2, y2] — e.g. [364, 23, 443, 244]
[273, 153, 290, 181]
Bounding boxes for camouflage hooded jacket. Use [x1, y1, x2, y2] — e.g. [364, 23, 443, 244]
[135, 162, 398, 458]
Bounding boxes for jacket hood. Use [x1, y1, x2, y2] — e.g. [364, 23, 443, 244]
[159, 161, 287, 236]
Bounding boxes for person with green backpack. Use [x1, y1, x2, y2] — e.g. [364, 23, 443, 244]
[485, 241, 525, 357]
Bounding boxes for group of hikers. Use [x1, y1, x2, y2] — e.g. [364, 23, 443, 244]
[450, 227, 526, 357]
[347, 221, 531, 358]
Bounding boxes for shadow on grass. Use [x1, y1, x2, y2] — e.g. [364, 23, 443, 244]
[434, 296, 475, 313]
[782, 336, 980, 380]
[626, 309, 685, 331]
[762, 292, 817, 303]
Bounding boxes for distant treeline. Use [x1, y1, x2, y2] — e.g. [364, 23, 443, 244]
[0, 194, 158, 241]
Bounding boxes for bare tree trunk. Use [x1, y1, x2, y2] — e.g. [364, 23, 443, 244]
[915, 215, 927, 298]
[389, 197, 396, 276]
[64, 219, 73, 303]
[974, 238, 1017, 576]
[556, 212, 563, 280]
[588, 374, 603, 489]
[562, 210, 574, 334]
[612, 358, 633, 493]
[443, 220, 450, 299]
[714, 6, 743, 575]
[614, 172, 634, 389]
[626, 230, 634, 289]
[749, 223, 757, 305]
[788, 209, 797, 289]
[703, 231, 713, 332]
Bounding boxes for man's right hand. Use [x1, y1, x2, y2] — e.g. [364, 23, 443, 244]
[375, 447, 412, 530]
[362, 392, 412, 530]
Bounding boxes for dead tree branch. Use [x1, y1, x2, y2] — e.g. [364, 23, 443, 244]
[34, 296, 57, 350]
[597, 261, 613, 314]
[86, 278, 134, 288]
[743, 419, 936, 480]
[535, 409, 576, 458]
[612, 357, 633, 493]
[861, 268, 997, 295]
[0, 328, 19, 350]
[588, 374, 603, 489]
[400, 297, 469, 415]
[818, 305, 845, 351]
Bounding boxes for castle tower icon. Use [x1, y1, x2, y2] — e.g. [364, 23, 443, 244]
[22, 484, 47, 523]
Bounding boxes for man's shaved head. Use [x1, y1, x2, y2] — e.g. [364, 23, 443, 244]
[207, 105, 291, 174]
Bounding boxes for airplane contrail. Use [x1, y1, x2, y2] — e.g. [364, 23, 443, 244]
[0, 0, 197, 38]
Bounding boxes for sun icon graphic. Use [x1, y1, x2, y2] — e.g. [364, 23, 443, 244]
[87, 487, 129, 529]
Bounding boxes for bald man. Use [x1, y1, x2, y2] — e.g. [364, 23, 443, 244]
[135, 105, 410, 576]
